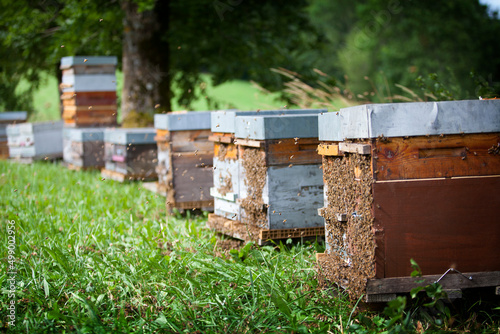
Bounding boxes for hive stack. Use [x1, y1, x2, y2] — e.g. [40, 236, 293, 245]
[101, 128, 157, 182]
[0, 112, 27, 159]
[7, 121, 64, 162]
[60, 56, 117, 127]
[63, 128, 105, 170]
[207, 109, 326, 245]
[316, 100, 500, 302]
[154, 111, 214, 211]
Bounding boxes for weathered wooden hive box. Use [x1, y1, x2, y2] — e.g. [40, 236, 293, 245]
[0, 112, 27, 159]
[101, 128, 157, 182]
[316, 99, 500, 302]
[63, 128, 105, 169]
[154, 111, 214, 210]
[208, 110, 327, 244]
[60, 56, 117, 127]
[7, 121, 64, 161]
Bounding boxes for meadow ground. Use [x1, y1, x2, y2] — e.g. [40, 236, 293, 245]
[1, 161, 499, 333]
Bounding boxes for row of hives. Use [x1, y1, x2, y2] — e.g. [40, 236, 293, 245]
[3, 92, 499, 302]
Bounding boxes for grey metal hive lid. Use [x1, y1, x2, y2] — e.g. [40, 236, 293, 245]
[60, 56, 118, 69]
[154, 111, 212, 131]
[0, 111, 28, 122]
[234, 113, 320, 140]
[319, 100, 500, 141]
[211, 109, 326, 133]
[63, 127, 105, 142]
[104, 128, 156, 145]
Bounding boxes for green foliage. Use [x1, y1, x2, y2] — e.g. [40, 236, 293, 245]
[308, 0, 500, 101]
[0, 0, 318, 113]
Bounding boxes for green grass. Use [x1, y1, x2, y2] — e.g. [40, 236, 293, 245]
[0, 160, 351, 333]
[1, 161, 499, 333]
[17, 72, 285, 123]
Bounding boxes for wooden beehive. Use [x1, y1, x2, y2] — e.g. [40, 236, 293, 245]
[7, 121, 64, 162]
[208, 110, 327, 244]
[316, 100, 500, 302]
[0, 112, 27, 159]
[101, 128, 157, 182]
[154, 111, 214, 210]
[60, 56, 117, 127]
[63, 128, 105, 169]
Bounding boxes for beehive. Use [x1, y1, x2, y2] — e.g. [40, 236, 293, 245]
[317, 100, 500, 302]
[60, 56, 117, 127]
[208, 110, 326, 244]
[63, 128, 105, 169]
[0, 112, 27, 159]
[7, 121, 64, 162]
[154, 111, 214, 210]
[101, 128, 157, 182]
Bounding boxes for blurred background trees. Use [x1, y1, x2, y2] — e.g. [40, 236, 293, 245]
[1, 0, 499, 117]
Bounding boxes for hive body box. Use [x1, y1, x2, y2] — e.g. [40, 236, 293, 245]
[154, 112, 214, 210]
[63, 128, 105, 169]
[0, 112, 27, 159]
[317, 100, 500, 302]
[208, 109, 327, 244]
[60, 56, 118, 127]
[101, 128, 157, 182]
[7, 121, 64, 161]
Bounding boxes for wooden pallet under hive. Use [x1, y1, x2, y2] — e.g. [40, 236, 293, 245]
[102, 128, 157, 182]
[154, 112, 214, 210]
[317, 99, 500, 302]
[209, 110, 327, 241]
[207, 213, 324, 245]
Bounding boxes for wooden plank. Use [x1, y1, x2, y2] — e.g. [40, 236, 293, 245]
[260, 226, 324, 240]
[372, 133, 500, 180]
[61, 91, 116, 106]
[61, 65, 116, 76]
[373, 176, 500, 278]
[234, 138, 264, 148]
[210, 187, 238, 202]
[169, 130, 213, 152]
[63, 105, 116, 114]
[207, 213, 324, 244]
[339, 142, 371, 155]
[171, 152, 214, 204]
[267, 165, 325, 229]
[367, 271, 500, 295]
[265, 138, 322, 166]
[214, 142, 238, 161]
[208, 134, 233, 143]
[317, 143, 342, 156]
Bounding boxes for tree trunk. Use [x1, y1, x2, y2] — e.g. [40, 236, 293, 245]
[121, 0, 170, 121]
